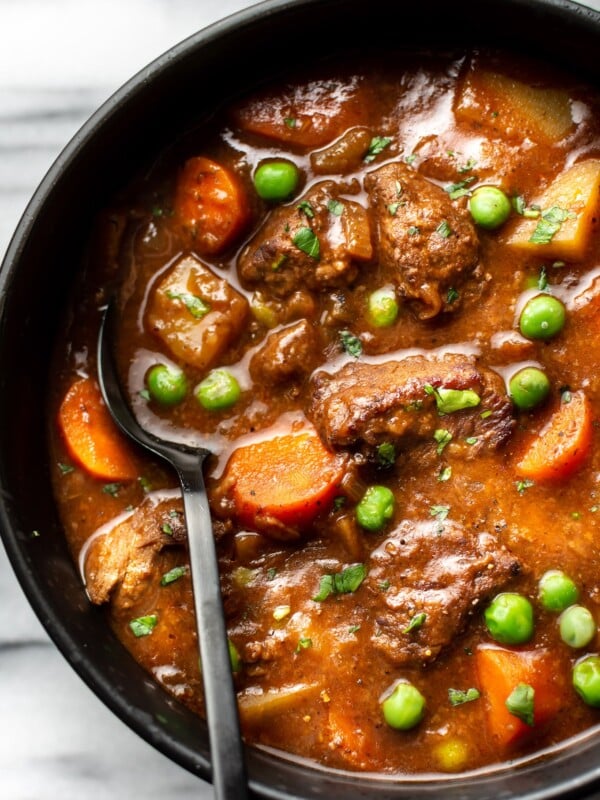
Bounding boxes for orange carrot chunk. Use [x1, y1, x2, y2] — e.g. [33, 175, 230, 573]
[58, 377, 138, 481]
[173, 156, 249, 255]
[516, 390, 593, 481]
[224, 430, 344, 530]
[476, 645, 563, 748]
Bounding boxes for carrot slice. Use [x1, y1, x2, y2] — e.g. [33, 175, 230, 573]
[516, 390, 593, 481]
[173, 156, 249, 255]
[57, 377, 138, 481]
[476, 645, 564, 748]
[223, 430, 344, 530]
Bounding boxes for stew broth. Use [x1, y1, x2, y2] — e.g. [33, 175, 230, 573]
[49, 49, 600, 774]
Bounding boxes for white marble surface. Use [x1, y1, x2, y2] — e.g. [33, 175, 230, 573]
[2, 1, 600, 798]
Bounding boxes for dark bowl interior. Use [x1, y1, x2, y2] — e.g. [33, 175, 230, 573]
[2, 0, 600, 797]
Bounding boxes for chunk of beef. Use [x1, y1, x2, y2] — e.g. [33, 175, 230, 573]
[306, 354, 514, 457]
[85, 496, 187, 608]
[364, 162, 480, 318]
[367, 519, 520, 665]
[237, 181, 372, 298]
[249, 319, 322, 386]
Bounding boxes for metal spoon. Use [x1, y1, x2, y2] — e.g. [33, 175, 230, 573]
[97, 300, 249, 800]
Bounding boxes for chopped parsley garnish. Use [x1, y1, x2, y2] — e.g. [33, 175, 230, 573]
[436, 220, 453, 238]
[297, 200, 315, 218]
[327, 199, 344, 216]
[516, 479, 535, 495]
[424, 384, 481, 414]
[561, 389, 572, 404]
[271, 253, 287, 271]
[376, 442, 396, 467]
[312, 563, 367, 602]
[438, 466, 452, 482]
[333, 496, 347, 511]
[348, 624, 361, 634]
[434, 428, 452, 455]
[166, 290, 210, 319]
[102, 482, 121, 497]
[162, 523, 174, 536]
[139, 388, 151, 401]
[529, 206, 574, 245]
[448, 687, 480, 706]
[458, 157, 477, 174]
[58, 462, 74, 475]
[480, 409, 493, 419]
[465, 436, 478, 446]
[266, 567, 278, 580]
[339, 329, 362, 358]
[388, 202, 400, 216]
[430, 504, 450, 521]
[378, 579, 391, 591]
[506, 683, 535, 727]
[512, 195, 541, 218]
[129, 614, 158, 638]
[407, 225, 420, 236]
[364, 135, 392, 163]
[403, 612, 426, 634]
[138, 476, 152, 493]
[444, 175, 476, 200]
[160, 565, 188, 586]
[538, 266, 548, 291]
[404, 153, 417, 165]
[284, 117, 297, 128]
[295, 637, 313, 653]
[293, 226, 320, 259]
[446, 287, 459, 304]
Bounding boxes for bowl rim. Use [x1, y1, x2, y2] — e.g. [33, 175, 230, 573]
[2, 0, 600, 797]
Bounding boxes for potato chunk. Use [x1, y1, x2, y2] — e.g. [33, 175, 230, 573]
[146, 254, 248, 370]
[505, 159, 600, 260]
[455, 69, 573, 144]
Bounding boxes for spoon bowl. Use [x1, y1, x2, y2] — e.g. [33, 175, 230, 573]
[97, 300, 249, 800]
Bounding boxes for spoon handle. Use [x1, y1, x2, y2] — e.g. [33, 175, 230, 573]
[177, 461, 249, 800]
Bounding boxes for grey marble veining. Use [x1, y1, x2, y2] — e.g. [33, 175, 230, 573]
[2, 0, 600, 798]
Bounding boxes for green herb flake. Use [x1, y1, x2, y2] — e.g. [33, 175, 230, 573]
[438, 466, 452, 482]
[295, 637, 313, 653]
[403, 612, 426, 634]
[388, 202, 400, 216]
[271, 252, 288, 271]
[424, 384, 481, 414]
[58, 462, 74, 475]
[458, 157, 477, 174]
[340, 329, 363, 358]
[364, 135, 392, 163]
[404, 154, 417, 165]
[293, 226, 320, 259]
[129, 614, 158, 638]
[139, 388, 151, 401]
[166, 290, 210, 319]
[444, 176, 476, 200]
[430, 504, 450, 521]
[506, 683, 535, 727]
[284, 117, 297, 129]
[348, 624, 361, 634]
[571, 511, 582, 520]
[407, 225, 420, 236]
[480, 409, 493, 419]
[465, 436, 478, 446]
[138, 476, 152, 493]
[512, 195, 526, 215]
[436, 220, 453, 238]
[561, 389, 572, 404]
[102, 482, 121, 497]
[529, 206, 573, 245]
[376, 442, 396, 467]
[434, 428, 452, 455]
[538, 266, 548, 291]
[516, 479, 535, 495]
[327, 199, 344, 216]
[447, 287, 460, 304]
[333, 496, 347, 511]
[448, 687, 480, 706]
[297, 200, 315, 219]
[313, 564, 367, 602]
[160, 565, 188, 586]
[162, 523, 174, 536]
[266, 567, 278, 581]
[378, 579, 391, 591]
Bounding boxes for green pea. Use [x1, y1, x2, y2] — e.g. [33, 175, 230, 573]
[356, 485, 395, 531]
[484, 592, 534, 645]
[195, 368, 241, 411]
[559, 605, 596, 649]
[519, 294, 566, 340]
[381, 681, 426, 730]
[468, 186, 511, 230]
[538, 569, 579, 612]
[508, 366, 550, 410]
[146, 364, 188, 406]
[253, 161, 299, 201]
[368, 287, 399, 327]
[573, 655, 600, 707]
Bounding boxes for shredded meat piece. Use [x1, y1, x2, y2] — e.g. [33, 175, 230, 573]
[306, 353, 514, 458]
[367, 518, 521, 665]
[249, 319, 323, 386]
[237, 181, 372, 298]
[84, 497, 186, 608]
[365, 162, 480, 318]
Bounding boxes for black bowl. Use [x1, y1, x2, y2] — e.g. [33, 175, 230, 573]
[2, 0, 600, 797]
